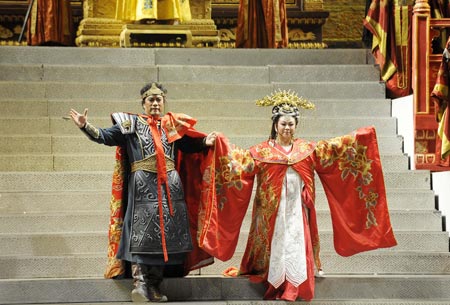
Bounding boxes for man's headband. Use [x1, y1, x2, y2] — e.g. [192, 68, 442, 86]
[142, 83, 166, 100]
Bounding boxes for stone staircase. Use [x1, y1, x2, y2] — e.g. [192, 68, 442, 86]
[0, 46, 450, 305]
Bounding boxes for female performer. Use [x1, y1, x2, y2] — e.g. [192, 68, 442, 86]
[198, 90, 397, 301]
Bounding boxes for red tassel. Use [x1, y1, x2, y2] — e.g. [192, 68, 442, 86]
[147, 117, 173, 262]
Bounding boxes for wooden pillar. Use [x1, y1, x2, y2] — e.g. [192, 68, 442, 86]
[411, 0, 450, 169]
[412, 0, 431, 116]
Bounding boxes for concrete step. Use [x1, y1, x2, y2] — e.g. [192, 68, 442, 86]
[0, 232, 109, 256]
[231, 210, 443, 232]
[0, 209, 441, 233]
[0, 133, 405, 155]
[0, 118, 51, 134]
[0, 46, 372, 66]
[0, 116, 398, 137]
[0, 154, 55, 171]
[171, 98, 392, 118]
[269, 65, 381, 82]
[0, 98, 393, 118]
[0, 189, 435, 214]
[1, 230, 447, 257]
[0, 170, 432, 192]
[9, 301, 450, 305]
[1, 276, 450, 304]
[236, 231, 449, 253]
[224, 135, 404, 153]
[0, 154, 117, 172]
[202, 251, 450, 276]
[0, 64, 379, 83]
[153, 48, 373, 66]
[0, 136, 53, 154]
[62, 117, 398, 136]
[0, 153, 409, 172]
[164, 81, 387, 100]
[0, 99, 139, 118]
[0, 64, 158, 82]
[197, 117, 396, 137]
[0, 100, 50, 117]
[1, 252, 450, 279]
[158, 64, 381, 83]
[0, 46, 157, 66]
[0, 81, 386, 100]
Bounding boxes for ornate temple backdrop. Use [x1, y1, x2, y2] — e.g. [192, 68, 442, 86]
[0, 0, 367, 48]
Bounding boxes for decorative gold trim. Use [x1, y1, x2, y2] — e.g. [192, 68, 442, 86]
[84, 122, 100, 139]
[131, 154, 175, 173]
[289, 28, 315, 42]
[119, 24, 193, 48]
[287, 42, 327, 49]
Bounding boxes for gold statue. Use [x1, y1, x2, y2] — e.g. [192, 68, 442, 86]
[115, 0, 192, 23]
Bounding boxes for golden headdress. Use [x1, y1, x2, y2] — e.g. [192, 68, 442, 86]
[256, 89, 315, 120]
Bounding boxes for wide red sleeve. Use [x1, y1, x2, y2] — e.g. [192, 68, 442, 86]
[314, 126, 397, 256]
[197, 137, 257, 261]
[175, 128, 215, 272]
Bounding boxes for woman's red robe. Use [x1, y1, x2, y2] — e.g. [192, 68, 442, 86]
[198, 126, 397, 301]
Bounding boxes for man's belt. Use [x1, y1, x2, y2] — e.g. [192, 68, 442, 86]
[131, 155, 175, 173]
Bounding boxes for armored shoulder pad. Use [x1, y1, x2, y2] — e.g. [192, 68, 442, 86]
[111, 112, 136, 134]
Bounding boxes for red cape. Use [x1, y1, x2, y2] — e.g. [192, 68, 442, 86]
[104, 112, 229, 278]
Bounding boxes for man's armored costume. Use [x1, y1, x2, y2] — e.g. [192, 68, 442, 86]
[70, 82, 226, 302]
[82, 111, 208, 267]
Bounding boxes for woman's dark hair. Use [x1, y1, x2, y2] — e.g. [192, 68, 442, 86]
[140, 82, 167, 105]
[269, 114, 298, 140]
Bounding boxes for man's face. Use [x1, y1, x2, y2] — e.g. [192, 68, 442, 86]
[143, 94, 165, 117]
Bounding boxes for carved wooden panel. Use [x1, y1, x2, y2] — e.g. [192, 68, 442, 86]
[322, 0, 365, 47]
[190, 0, 212, 19]
[84, 0, 116, 18]
[212, 0, 300, 6]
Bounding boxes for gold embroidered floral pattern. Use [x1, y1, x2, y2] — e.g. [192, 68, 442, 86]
[215, 146, 255, 210]
[257, 147, 275, 160]
[252, 140, 316, 164]
[362, 190, 379, 228]
[105, 147, 127, 278]
[316, 134, 378, 229]
[247, 169, 277, 274]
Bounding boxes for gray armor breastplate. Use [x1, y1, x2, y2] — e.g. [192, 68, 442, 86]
[135, 117, 175, 159]
[129, 116, 192, 255]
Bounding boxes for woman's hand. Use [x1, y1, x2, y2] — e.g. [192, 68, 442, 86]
[204, 131, 218, 146]
[69, 108, 88, 128]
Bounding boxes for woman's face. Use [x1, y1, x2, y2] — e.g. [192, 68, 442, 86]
[276, 115, 297, 141]
[143, 94, 165, 117]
